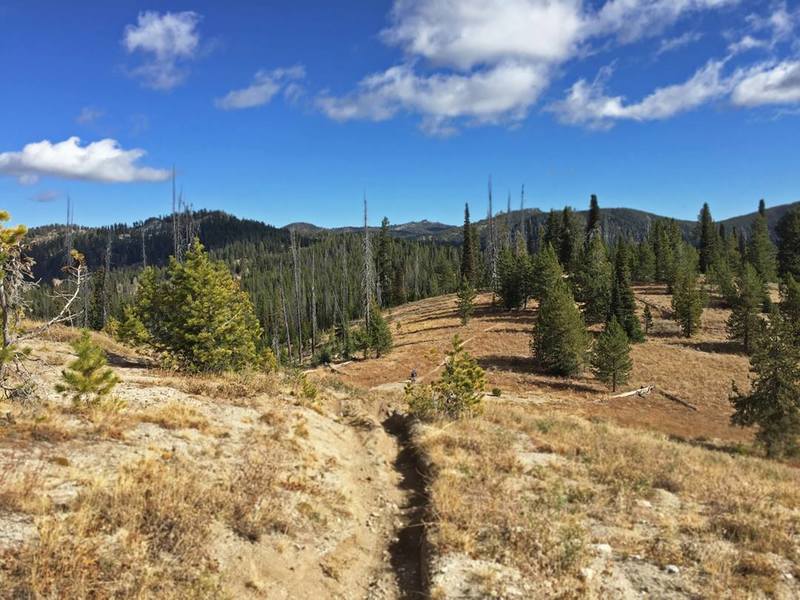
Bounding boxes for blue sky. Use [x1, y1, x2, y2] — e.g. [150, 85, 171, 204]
[1, 0, 799, 229]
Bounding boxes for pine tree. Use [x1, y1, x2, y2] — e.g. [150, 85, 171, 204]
[543, 210, 562, 251]
[780, 274, 800, 340]
[88, 267, 107, 331]
[608, 244, 644, 342]
[643, 305, 653, 335]
[576, 234, 612, 324]
[116, 305, 149, 346]
[406, 334, 485, 420]
[56, 329, 119, 407]
[497, 247, 525, 310]
[532, 278, 589, 376]
[367, 300, 392, 358]
[633, 241, 656, 282]
[586, 194, 601, 246]
[731, 313, 800, 457]
[592, 317, 633, 392]
[776, 206, 800, 280]
[559, 207, 579, 273]
[376, 217, 393, 307]
[530, 243, 563, 301]
[727, 263, 765, 354]
[748, 200, 778, 283]
[456, 278, 477, 325]
[135, 239, 261, 372]
[460, 203, 475, 285]
[697, 203, 716, 274]
[672, 270, 706, 338]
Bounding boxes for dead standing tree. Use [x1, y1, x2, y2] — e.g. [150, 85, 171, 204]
[362, 194, 376, 328]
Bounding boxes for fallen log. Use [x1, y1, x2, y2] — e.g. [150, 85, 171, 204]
[609, 385, 654, 399]
[328, 361, 352, 374]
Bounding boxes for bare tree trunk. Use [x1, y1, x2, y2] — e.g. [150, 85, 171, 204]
[290, 229, 303, 363]
[362, 194, 375, 327]
[311, 251, 318, 353]
[279, 271, 293, 362]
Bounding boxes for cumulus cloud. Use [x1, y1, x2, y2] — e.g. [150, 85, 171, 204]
[731, 60, 800, 106]
[318, 0, 740, 134]
[215, 66, 306, 110]
[0, 137, 170, 184]
[552, 60, 732, 128]
[318, 62, 548, 127]
[381, 0, 584, 70]
[123, 11, 202, 90]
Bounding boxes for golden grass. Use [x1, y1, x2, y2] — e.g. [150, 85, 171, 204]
[2, 458, 224, 598]
[415, 402, 800, 595]
[165, 370, 279, 405]
[137, 401, 210, 432]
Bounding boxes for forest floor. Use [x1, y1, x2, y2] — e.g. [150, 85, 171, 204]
[2, 285, 799, 598]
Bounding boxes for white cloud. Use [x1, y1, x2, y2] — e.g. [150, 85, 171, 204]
[656, 31, 703, 56]
[76, 106, 105, 125]
[552, 60, 732, 128]
[0, 137, 171, 184]
[728, 34, 768, 55]
[731, 60, 800, 106]
[215, 66, 306, 110]
[123, 11, 202, 90]
[318, 62, 549, 133]
[591, 0, 738, 44]
[381, 0, 584, 70]
[318, 0, 739, 134]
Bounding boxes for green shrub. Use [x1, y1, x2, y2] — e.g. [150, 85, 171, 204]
[56, 330, 119, 408]
[406, 335, 485, 420]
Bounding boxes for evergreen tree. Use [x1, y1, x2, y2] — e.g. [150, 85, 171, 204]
[406, 334, 485, 420]
[497, 247, 526, 310]
[116, 305, 149, 346]
[543, 210, 562, 251]
[643, 305, 653, 335]
[586, 194, 601, 246]
[776, 206, 800, 280]
[672, 270, 706, 337]
[530, 243, 563, 301]
[135, 239, 261, 372]
[727, 264, 765, 354]
[748, 200, 778, 283]
[460, 203, 475, 285]
[456, 278, 477, 325]
[592, 317, 633, 392]
[576, 234, 612, 324]
[532, 278, 589, 376]
[608, 244, 644, 342]
[780, 274, 800, 340]
[558, 207, 580, 273]
[367, 300, 393, 357]
[376, 217, 394, 307]
[696, 202, 716, 274]
[731, 313, 800, 457]
[633, 241, 656, 282]
[56, 329, 119, 407]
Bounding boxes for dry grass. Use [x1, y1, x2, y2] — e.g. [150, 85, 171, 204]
[333, 285, 755, 445]
[2, 458, 224, 598]
[164, 370, 279, 405]
[415, 402, 800, 596]
[226, 436, 292, 541]
[137, 401, 211, 432]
